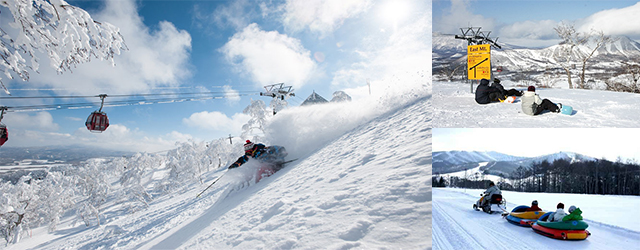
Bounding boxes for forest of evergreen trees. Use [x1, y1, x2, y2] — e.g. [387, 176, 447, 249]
[433, 158, 640, 195]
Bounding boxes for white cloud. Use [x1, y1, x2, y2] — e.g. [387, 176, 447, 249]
[577, 2, 640, 39]
[20, 0, 192, 96]
[282, 0, 372, 38]
[434, 0, 497, 34]
[220, 23, 318, 89]
[193, 0, 256, 31]
[223, 85, 241, 105]
[331, 14, 430, 96]
[183, 111, 250, 135]
[2, 123, 191, 152]
[3, 112, 59, 131]
[499, 20, 559, 40]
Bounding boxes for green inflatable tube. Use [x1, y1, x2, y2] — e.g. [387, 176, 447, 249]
[536, 220, 589, 230]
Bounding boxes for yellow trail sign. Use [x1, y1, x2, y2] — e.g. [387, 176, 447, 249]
[467, 44, 491, 80]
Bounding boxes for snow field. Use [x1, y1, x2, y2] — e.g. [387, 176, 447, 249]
[433, 81, 640, 127]
[3, 89, 432, 249]
[433, 188, 640, 250]
[171, 94, 432, 249]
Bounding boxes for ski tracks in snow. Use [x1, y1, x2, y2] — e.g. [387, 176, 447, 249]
[433, 188, 640, 250]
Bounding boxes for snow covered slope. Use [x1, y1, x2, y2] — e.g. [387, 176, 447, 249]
[4, 95, 432, 249]
[434, 81, 640, 127]
[433, 188, 640, 250]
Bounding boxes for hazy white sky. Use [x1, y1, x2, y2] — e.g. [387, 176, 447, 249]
[433, 128, 640, 162]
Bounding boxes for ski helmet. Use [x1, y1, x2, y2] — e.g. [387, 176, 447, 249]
[568, 205, 576, 213]
[244, 140, 254, 152]
[528, 86, 535, 92]
[532, 200, 538, 206]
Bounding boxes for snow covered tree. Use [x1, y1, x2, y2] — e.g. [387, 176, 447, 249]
[270, 97, 288, 115]
[117, 153, 157, 213]
[553, 23, 613, 89]
[241, 99, 269, 142]
[0, 0, 126, 93]
[73, 159, 110, 227]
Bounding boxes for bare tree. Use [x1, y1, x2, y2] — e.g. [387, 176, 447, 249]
[553, 23, 613, 89]
[605, 58, 640, 93]
[0, 0, 127, 94]
[438, 61, 465, 82]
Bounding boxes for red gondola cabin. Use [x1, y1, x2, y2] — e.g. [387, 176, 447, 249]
[86, 111, 109, 132]
[0, 124, 7, 146]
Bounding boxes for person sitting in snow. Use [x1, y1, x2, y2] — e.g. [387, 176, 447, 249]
[229, 140, 267, 169]
[547, 202, 567, 222]
[521, 86, 561, 115]
[525, 200, 542, 211]
[562, 205, 583, 222]
[479, 181, 502, 207]
[475, 78, 523, 104]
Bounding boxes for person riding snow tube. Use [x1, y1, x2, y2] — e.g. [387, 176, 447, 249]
[531, 212, 590, 240]
[505, 205, 546, 227]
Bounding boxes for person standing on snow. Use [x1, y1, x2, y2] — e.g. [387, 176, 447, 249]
[521, 86, 561, 115]
[229, 140, 267, 169]
[475, 78, 523, 104]
[547, 202, 567, 222]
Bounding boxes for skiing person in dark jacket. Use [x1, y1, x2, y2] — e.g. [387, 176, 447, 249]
[521, 86, 561, 115]
[475, 78, 522, 104]
[229, 140, 267, 169]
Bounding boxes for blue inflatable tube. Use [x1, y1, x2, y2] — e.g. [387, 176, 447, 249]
[506, 214, 537, 227]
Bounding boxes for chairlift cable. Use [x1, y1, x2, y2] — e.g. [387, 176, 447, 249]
[2, 93, 259, 112]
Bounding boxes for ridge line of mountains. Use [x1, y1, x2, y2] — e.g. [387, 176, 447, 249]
[433, 150, 598, 177]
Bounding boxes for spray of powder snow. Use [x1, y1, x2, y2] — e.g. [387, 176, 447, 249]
[265, 77, 430, 160]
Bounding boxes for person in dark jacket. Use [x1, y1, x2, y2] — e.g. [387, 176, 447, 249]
[475, 78, 522, 104]
[525, 200, 542, 211]
[229, 140, 267, 169]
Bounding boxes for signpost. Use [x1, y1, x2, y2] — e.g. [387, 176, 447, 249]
[467, 44, 491, 80]
[454, 27, 501, 93]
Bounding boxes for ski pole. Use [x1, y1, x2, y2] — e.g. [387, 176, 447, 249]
[196, 172, 227, 198]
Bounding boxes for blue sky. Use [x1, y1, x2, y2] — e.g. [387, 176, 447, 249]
[0, 0, 429, 152]
[433, 0, 640, 47]
[433, 128, 640, 162]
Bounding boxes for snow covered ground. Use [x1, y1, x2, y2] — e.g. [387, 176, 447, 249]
[433, 188, 640, 250]
[3, 93, 432, 249]
[433, 81, 640, 127]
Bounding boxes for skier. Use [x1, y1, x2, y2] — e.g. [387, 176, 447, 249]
[229, 140, 268, 169]
[521, 86, 561, 115]
[562, 205, 583, 222]
[475, 78, 523, 104]
[546, 202, 567, 222]
[525, 200, 542, 211]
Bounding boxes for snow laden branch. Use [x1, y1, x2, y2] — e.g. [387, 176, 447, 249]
[241, 99, 269, 142]
[553, 22, 613, 89]
[0, 0, 127, 94]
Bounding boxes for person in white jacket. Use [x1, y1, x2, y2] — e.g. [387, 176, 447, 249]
[547, 202, 567, 222]
[521, 86, 561, 115]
